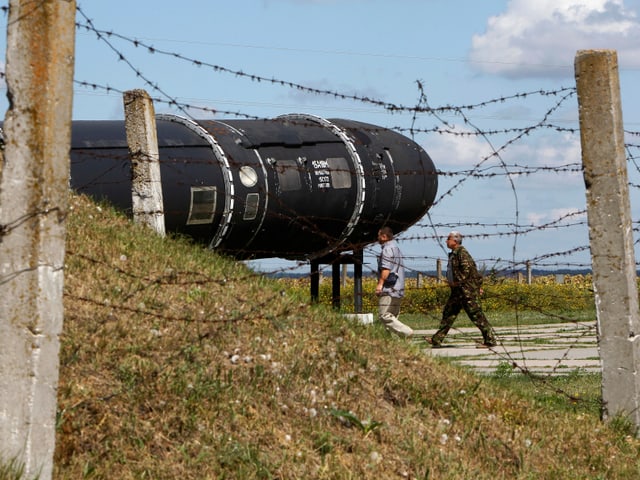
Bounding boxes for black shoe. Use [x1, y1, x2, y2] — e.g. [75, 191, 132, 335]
[476, 342, 496, 349]
[425, 337, 443, 348]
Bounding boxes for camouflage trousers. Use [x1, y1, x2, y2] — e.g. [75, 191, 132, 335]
[431, 286, 496, 346]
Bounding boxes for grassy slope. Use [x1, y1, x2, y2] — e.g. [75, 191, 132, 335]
[55, 194, 640, 479]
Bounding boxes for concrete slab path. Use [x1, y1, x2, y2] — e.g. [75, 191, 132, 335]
[412, 321, 600, 376]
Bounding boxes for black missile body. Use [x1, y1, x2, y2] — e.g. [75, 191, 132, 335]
[69, 113, 437, 260]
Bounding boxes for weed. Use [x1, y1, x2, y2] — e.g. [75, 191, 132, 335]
[608, 413, 639, 438]
[51, 195, 640, 479]
[312, 431, 334, 457]
[329, 409, 383, 437]
[0, 457, 27, 480]
[493, 360, 515, 378]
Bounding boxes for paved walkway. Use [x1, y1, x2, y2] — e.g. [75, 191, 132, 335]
[412, 321, 600, 376]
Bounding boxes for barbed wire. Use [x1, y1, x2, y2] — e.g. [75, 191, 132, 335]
[2, 3, 640, 407]
[73, 8, 577, 117]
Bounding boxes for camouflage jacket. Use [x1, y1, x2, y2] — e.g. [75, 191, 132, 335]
[447, 245, 483, 290]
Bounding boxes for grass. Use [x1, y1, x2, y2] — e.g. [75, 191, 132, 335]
[0, 457, 27, 480]
[40, 194, 640, 479]
[395, 309, 595, 331]
[283, 274, 597, 320]
[488, 365, 602, 414]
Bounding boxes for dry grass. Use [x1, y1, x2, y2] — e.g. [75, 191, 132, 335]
[52, 194, 640, 479]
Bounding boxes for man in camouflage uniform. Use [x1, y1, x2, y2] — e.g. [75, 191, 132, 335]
[427, 231, 497, 348]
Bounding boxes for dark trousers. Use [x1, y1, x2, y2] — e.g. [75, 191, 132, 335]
[432, 286, 496, 345]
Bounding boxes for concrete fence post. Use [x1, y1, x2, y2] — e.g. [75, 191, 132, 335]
[436, 258, 442, 282]
[575, 49, 640, 429]
[123, 89, 166, 236]
[0, 1, 76, 478]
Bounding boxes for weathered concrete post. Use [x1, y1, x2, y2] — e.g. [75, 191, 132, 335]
[575, 49, 640, 429]
[123, 89, 166, 236]
[0, 1, 76, 478]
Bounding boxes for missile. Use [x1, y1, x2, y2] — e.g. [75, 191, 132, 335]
[70, 113, 437, 260]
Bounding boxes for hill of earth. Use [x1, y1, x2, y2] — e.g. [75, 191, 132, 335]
[53, 194, 640, 479]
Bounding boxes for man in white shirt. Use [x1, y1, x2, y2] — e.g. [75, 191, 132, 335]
[376, 226, 413, 337]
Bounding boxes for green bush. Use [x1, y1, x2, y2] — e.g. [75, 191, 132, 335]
[278, 275, 596, 314]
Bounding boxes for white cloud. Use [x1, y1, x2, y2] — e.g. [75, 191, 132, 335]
[527, 207, 586, 226]
[426, 128, 581, 171]
[513, 131, 582, 168]
[469, 0, 640, 78]
[426, 130, 497, 168]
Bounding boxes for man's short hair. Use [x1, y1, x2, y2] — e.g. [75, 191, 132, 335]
[448, 230, 463, 244]
[379, 226, 394, 239]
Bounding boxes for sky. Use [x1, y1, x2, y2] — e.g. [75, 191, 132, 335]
[1, 0, 639, 276]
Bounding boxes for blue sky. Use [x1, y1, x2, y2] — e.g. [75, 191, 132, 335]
[2, 0, 640, 276]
